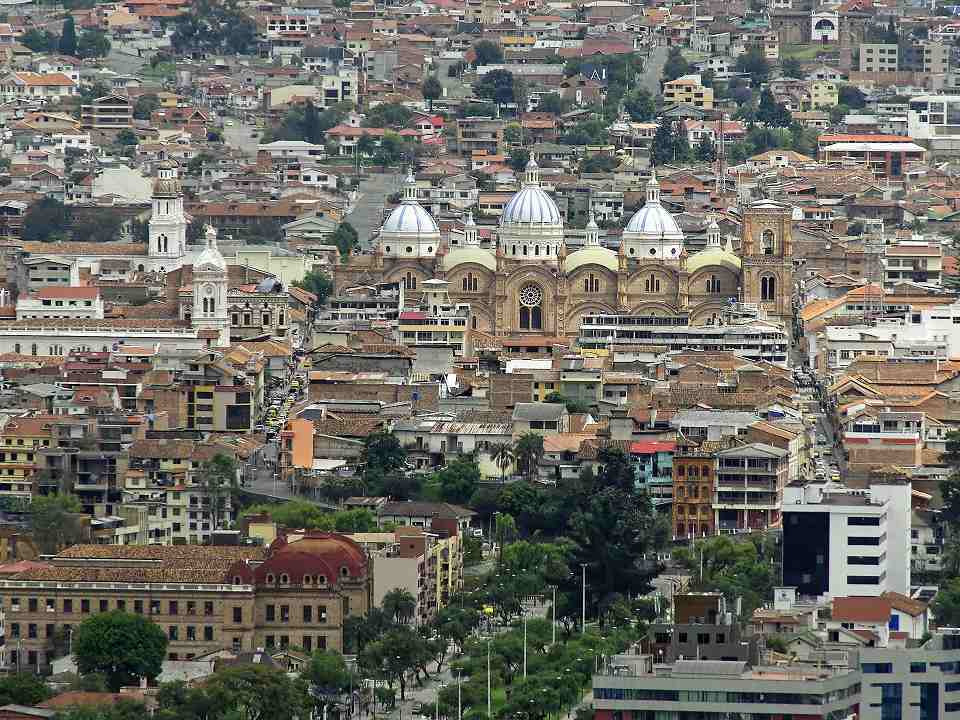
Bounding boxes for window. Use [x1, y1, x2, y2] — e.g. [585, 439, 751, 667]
[266, 605, 275, 622]
[911, 662, 927, 673]
[187, 626, 196, 641]
[80, 599, 89, 613]
[644, 274, 661, 293]
[863, 663, 894, 673]
[169, 601, 178, 615]
[304, 606, 313, 623]
[150, 600, 160, 615]
[233, 607, 242, 623]
[63, 599, 72, 613]
[265, 635, 275, 649]
[204, 626, 214, 641]
[761, 229, 776, 255]
[281, 605, 290, 623]
[27, 623, 36, 639]
[205, 602, 214, 616]
[187, 601, 196, 616]
[99, 599, 108, 613]
[135, 600, 144, 614]
[518, 284, 543, 330]
[169, 626, 178, 641]
[761, 275, 776, 302]
[27, 598, 37, 612]
[584, 274, 600, 293]
[304, 636, 313, 652]
[318, 605, 328, 623]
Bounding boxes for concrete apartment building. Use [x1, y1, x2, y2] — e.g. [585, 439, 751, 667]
[884, 239, 943, 289]
[663, 75, 714, 110]
[0, 535, 371, 670]
[454, 117, 504, 156]
[782, 481, 911, 599]
[714, 443, 789, 533]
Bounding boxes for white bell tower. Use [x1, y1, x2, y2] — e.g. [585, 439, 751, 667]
[148, 159, 187, 273]
[191, 225, 229, 347]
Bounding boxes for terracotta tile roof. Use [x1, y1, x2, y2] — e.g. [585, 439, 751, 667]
[54, 543, 263, 561]
[33, 286, 99, 300]
[12, 72, 75, 87]
[313, 413, 385, 438]
[39, 692, 145, 709]
[832, 596, 891, 624]
[882, 590, 927, 616]
[22, 241, 146, 256]
[128, 438, 196, 459]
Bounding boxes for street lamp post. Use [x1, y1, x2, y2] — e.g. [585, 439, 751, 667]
[580, 563, 587, 635]
[457, 672, 462, 720]
[551, 585, 557, 646]
[487, 638, 492, 719]
[523, 612, 527, 679]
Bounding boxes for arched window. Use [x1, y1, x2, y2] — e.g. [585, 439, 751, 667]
[512, 245, 517, 255]
[462, 276, 468, 291]
[403, 273, 417, 290]
[761, 275, 777, 301]
[644, 274, 661, 293]
[209, 297, 215, 314]
[761, 229, 776, 255]
[522, 245, 528, 256]
[519, 284, 543, 330]
[708, 275, 720, 293]
[584, 274, 600, 293]
[472, 316, 478, 329]
[534, 245, 540, 256]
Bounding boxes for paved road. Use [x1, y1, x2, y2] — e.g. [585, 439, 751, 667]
[223, 121, 262, 158]
[640, 44, 668, 96]
[347, 172, 402, 247]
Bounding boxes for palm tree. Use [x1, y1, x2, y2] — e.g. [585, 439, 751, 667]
[491, 442, 515, 482]
[382, 587, 417, 625]
[514, 432, 544, 481]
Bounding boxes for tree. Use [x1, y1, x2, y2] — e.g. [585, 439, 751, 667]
[472, 40, 503, 66]
[27, 493, 82, 555]
[20, 29, 58, 53]
[537, 94, 565, 114]
[433, 456, 481, 504]
[332, 221, 359, 258]
[736, 46, 770, 85]
[77, 29, 111, 59]
[781, 57, 803, 78]
[60, 16, 77, 56]
[374, 132, 406, 169]
[309, 650, 353, 694]
[383, 588, 417, 625]
[303, 100, 322, 144]
[623, 88, 655, 121]
[544, 391, 589, 414]
[422, 75, 442, 112]
[756, 89, 792, 127]
[363, 103, 413, 129]
[661, 46, 690, 83]
[197, 453, 238, 530]
[650, 121, 690, 165]
[696, 135, 716, 162]
[73, 211, 124, 243]
[73, 611, 168, 691]
[491, 442, 515, 481]
[293, 269, 333, 305]
[475, 69, 516, 111]
[933, 578, 960, 627]
[356, 132, 377, 158]
[117, 129, 138, 146]
[514, 433, 545, 481]
[202, 664, 310, 720]
[133, 93, 160, 120]
[22, 197, 70, 242]
[361, 431, 409, 494]
[508, 148, 530, 172]
[0, 674, 52, 706]
[838, 84, 867, 109]
[580, 154, 618, 173]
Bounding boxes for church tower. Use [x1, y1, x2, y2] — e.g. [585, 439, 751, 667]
[191, 225, 230, 347]
[148, 159, 187, 273]
[740, 200, 793, 321]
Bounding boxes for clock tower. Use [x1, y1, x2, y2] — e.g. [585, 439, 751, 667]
[148, 159, 187, 273]
[191, 225, 229, 347]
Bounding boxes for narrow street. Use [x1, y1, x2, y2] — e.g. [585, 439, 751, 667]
[347, 172, 402, 247]
[640, 44, 668, 96]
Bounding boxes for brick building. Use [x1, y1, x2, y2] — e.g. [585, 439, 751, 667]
[0, 534, 371, 670]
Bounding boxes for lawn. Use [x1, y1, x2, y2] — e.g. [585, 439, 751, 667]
[781, 44, 828, 61]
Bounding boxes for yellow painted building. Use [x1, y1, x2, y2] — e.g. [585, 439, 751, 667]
[0, 417, 54, 500]
[663, 75, 714, 110]
[811, 81, 839, 108]
[502, 35, 536, 49]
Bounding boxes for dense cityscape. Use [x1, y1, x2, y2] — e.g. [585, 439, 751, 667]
[0, 0, 954, 718]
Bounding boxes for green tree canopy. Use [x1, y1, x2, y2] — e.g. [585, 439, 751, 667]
[29, 493, 82, 554]
[781, 57, 803, 78]
[422, 75, 442, 111]
[133, 94, 160, 121]
[309, 650, 353, 694]
[73, 611, 168, 691]
[332, 221, 360, 257]
[431, 456, 481, 504]
[77, 29, 110, 58]
[293, 269, 333, 304]
[661, 46, 690, 83]
[59, 16, 77, 56]
[472, 40, 503, 66]
[0, 673, 52, 706]
[623, 88, 655, 121]
[198, 453, 238, 531]
[21, 29, 58, 52]
[363, 103, 413, 129]
[735, 46, 770, 85]
[22, 197, 71, 242]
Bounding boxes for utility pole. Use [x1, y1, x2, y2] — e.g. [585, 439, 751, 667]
[523, 612, 528, 678]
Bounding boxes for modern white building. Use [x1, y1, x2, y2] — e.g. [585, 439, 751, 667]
[782, 481, 911, 599]
[15, 286, 104, 320]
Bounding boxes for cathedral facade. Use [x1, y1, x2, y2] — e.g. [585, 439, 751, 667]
[334, 161, 794, 336]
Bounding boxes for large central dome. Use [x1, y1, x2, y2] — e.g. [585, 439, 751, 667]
[383, 202, 439, 234]
[498, 157, 565, 262]
[500, 186, 562, 226]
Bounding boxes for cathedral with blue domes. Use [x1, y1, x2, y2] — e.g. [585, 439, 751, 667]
[334, 160, 793, 337]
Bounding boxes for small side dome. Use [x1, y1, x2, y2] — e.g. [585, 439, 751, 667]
[382, 203, 440, 234]
[563, 246, 618, 273]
